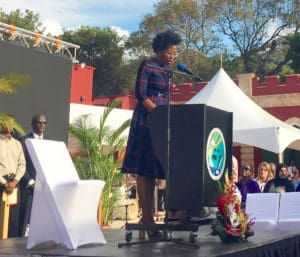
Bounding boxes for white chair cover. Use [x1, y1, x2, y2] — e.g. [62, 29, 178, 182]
[277, 192, 300, 231]
[245, 193, 280, 231]
[25, 139, 106, 249]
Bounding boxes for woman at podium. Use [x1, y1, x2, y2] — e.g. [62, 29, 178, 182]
[121, 30, 182, 238]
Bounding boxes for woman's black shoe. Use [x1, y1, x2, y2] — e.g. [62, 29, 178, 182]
[147, 230, 164, 240]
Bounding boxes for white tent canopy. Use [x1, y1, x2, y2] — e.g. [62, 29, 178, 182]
[69, 103, 133, 137]
[186, 68, 300, 154]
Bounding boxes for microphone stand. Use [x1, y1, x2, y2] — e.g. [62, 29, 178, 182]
[165, 67, 173, 220]
[160, 68, 200, 247]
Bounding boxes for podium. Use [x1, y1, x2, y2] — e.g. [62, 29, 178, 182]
[119, 104, 233, 247]
[148, 104, 233, 211]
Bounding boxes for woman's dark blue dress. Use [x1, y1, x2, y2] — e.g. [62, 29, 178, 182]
[121, 58, 170, 179]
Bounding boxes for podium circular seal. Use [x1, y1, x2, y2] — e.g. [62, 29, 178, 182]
[206, 128, 226, 181]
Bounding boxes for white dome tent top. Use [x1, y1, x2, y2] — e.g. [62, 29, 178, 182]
[186, 68, 300, 154]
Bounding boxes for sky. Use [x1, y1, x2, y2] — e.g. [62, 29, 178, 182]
[0, 0, 161, 36]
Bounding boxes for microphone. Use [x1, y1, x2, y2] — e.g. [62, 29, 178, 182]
[177, 63, 203, 82]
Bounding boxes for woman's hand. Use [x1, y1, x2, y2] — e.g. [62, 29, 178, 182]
[142, 99, 156, 112]
[157, 179, 166, 190]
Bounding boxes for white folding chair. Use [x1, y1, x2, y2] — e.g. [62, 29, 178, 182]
[277, 192, 300, 231]
[25, 139, 106, 249]
[245, 193, 280, 231]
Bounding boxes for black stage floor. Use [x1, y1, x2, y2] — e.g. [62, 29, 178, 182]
[0, 225, 300, 257]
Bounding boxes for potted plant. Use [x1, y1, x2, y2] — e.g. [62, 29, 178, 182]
[69, 102, 131, 227]
[211, 171, 254, 243]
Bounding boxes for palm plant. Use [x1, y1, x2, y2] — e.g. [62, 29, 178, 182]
[69, 102, 131, 226]
[0, 73, 30, 134]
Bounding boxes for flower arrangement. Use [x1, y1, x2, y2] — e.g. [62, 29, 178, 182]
[211, 171, 254, 243]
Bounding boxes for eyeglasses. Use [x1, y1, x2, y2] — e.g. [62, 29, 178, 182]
[36, 120, 47, 124]
[241, 166, 251, 172]
[164, 51, 179, 58]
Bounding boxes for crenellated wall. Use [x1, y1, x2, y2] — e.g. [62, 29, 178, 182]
[170, 82, 207, 102]
[252, 74, 300, 96]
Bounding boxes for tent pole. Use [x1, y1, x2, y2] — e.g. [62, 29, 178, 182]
[278, 152, 283, 163]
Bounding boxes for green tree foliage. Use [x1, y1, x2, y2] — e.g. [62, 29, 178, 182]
[0, 73, 30, 135]
[286, 33, 300, 73]
[125, 0, 223, 81]
[1, 3, 299, 96]
[116, 57, 144, 94]
[0, 8, 43, 32]
[68, 102, 131, 225]
[0, 73, 30, 94]
[126, 0, 299, 82]
[62, 27, 126, 96]
[215, 0, 299, 77]
[132, 0, 221, 54]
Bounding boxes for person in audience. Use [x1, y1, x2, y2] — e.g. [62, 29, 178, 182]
[19, 113, 48, 237]
[296, 183, 300, 192]
[231, 155, 239, 183]
[291, 167, 300, 190]
[269, 162, 276, 178]
[255, 161, 273, 192]
[287, 159, 296, 179]
[0, 118, 26, 237]
[263, 163, 295, 193]
[236, 165, 260, 209]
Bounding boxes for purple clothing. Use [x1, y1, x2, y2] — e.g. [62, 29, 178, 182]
[236, 178, 261, 204]
[121, 58, 170, 179]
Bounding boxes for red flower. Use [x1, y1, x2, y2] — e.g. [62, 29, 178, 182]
[225, 225, 240, 237]
[217, 195, 228, 217]
[234, 203, 240, 212]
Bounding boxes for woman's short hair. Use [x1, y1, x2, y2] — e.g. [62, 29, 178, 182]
[151, 30, 182, 53]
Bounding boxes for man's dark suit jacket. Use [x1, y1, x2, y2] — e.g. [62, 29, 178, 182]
[19, 133, 36, 189]
[18, 133, 47, 236]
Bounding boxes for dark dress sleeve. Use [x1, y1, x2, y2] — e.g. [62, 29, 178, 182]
[135, 61, 151, 102]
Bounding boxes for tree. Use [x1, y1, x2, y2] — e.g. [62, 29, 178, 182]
[62, 26, 125, 96]
[0, 8, 43, 32]
[286, 33, 300, 73]
[116, 57, 143, 94]
[125, 0, 223, 81]
[68, 102, 131, 226]
[135, 0, 221, 54]
[0, 73, 30, 135]
[215, 0, 299, 77]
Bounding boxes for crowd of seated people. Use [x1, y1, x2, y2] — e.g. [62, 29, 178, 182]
[235, 161, 300, 210]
